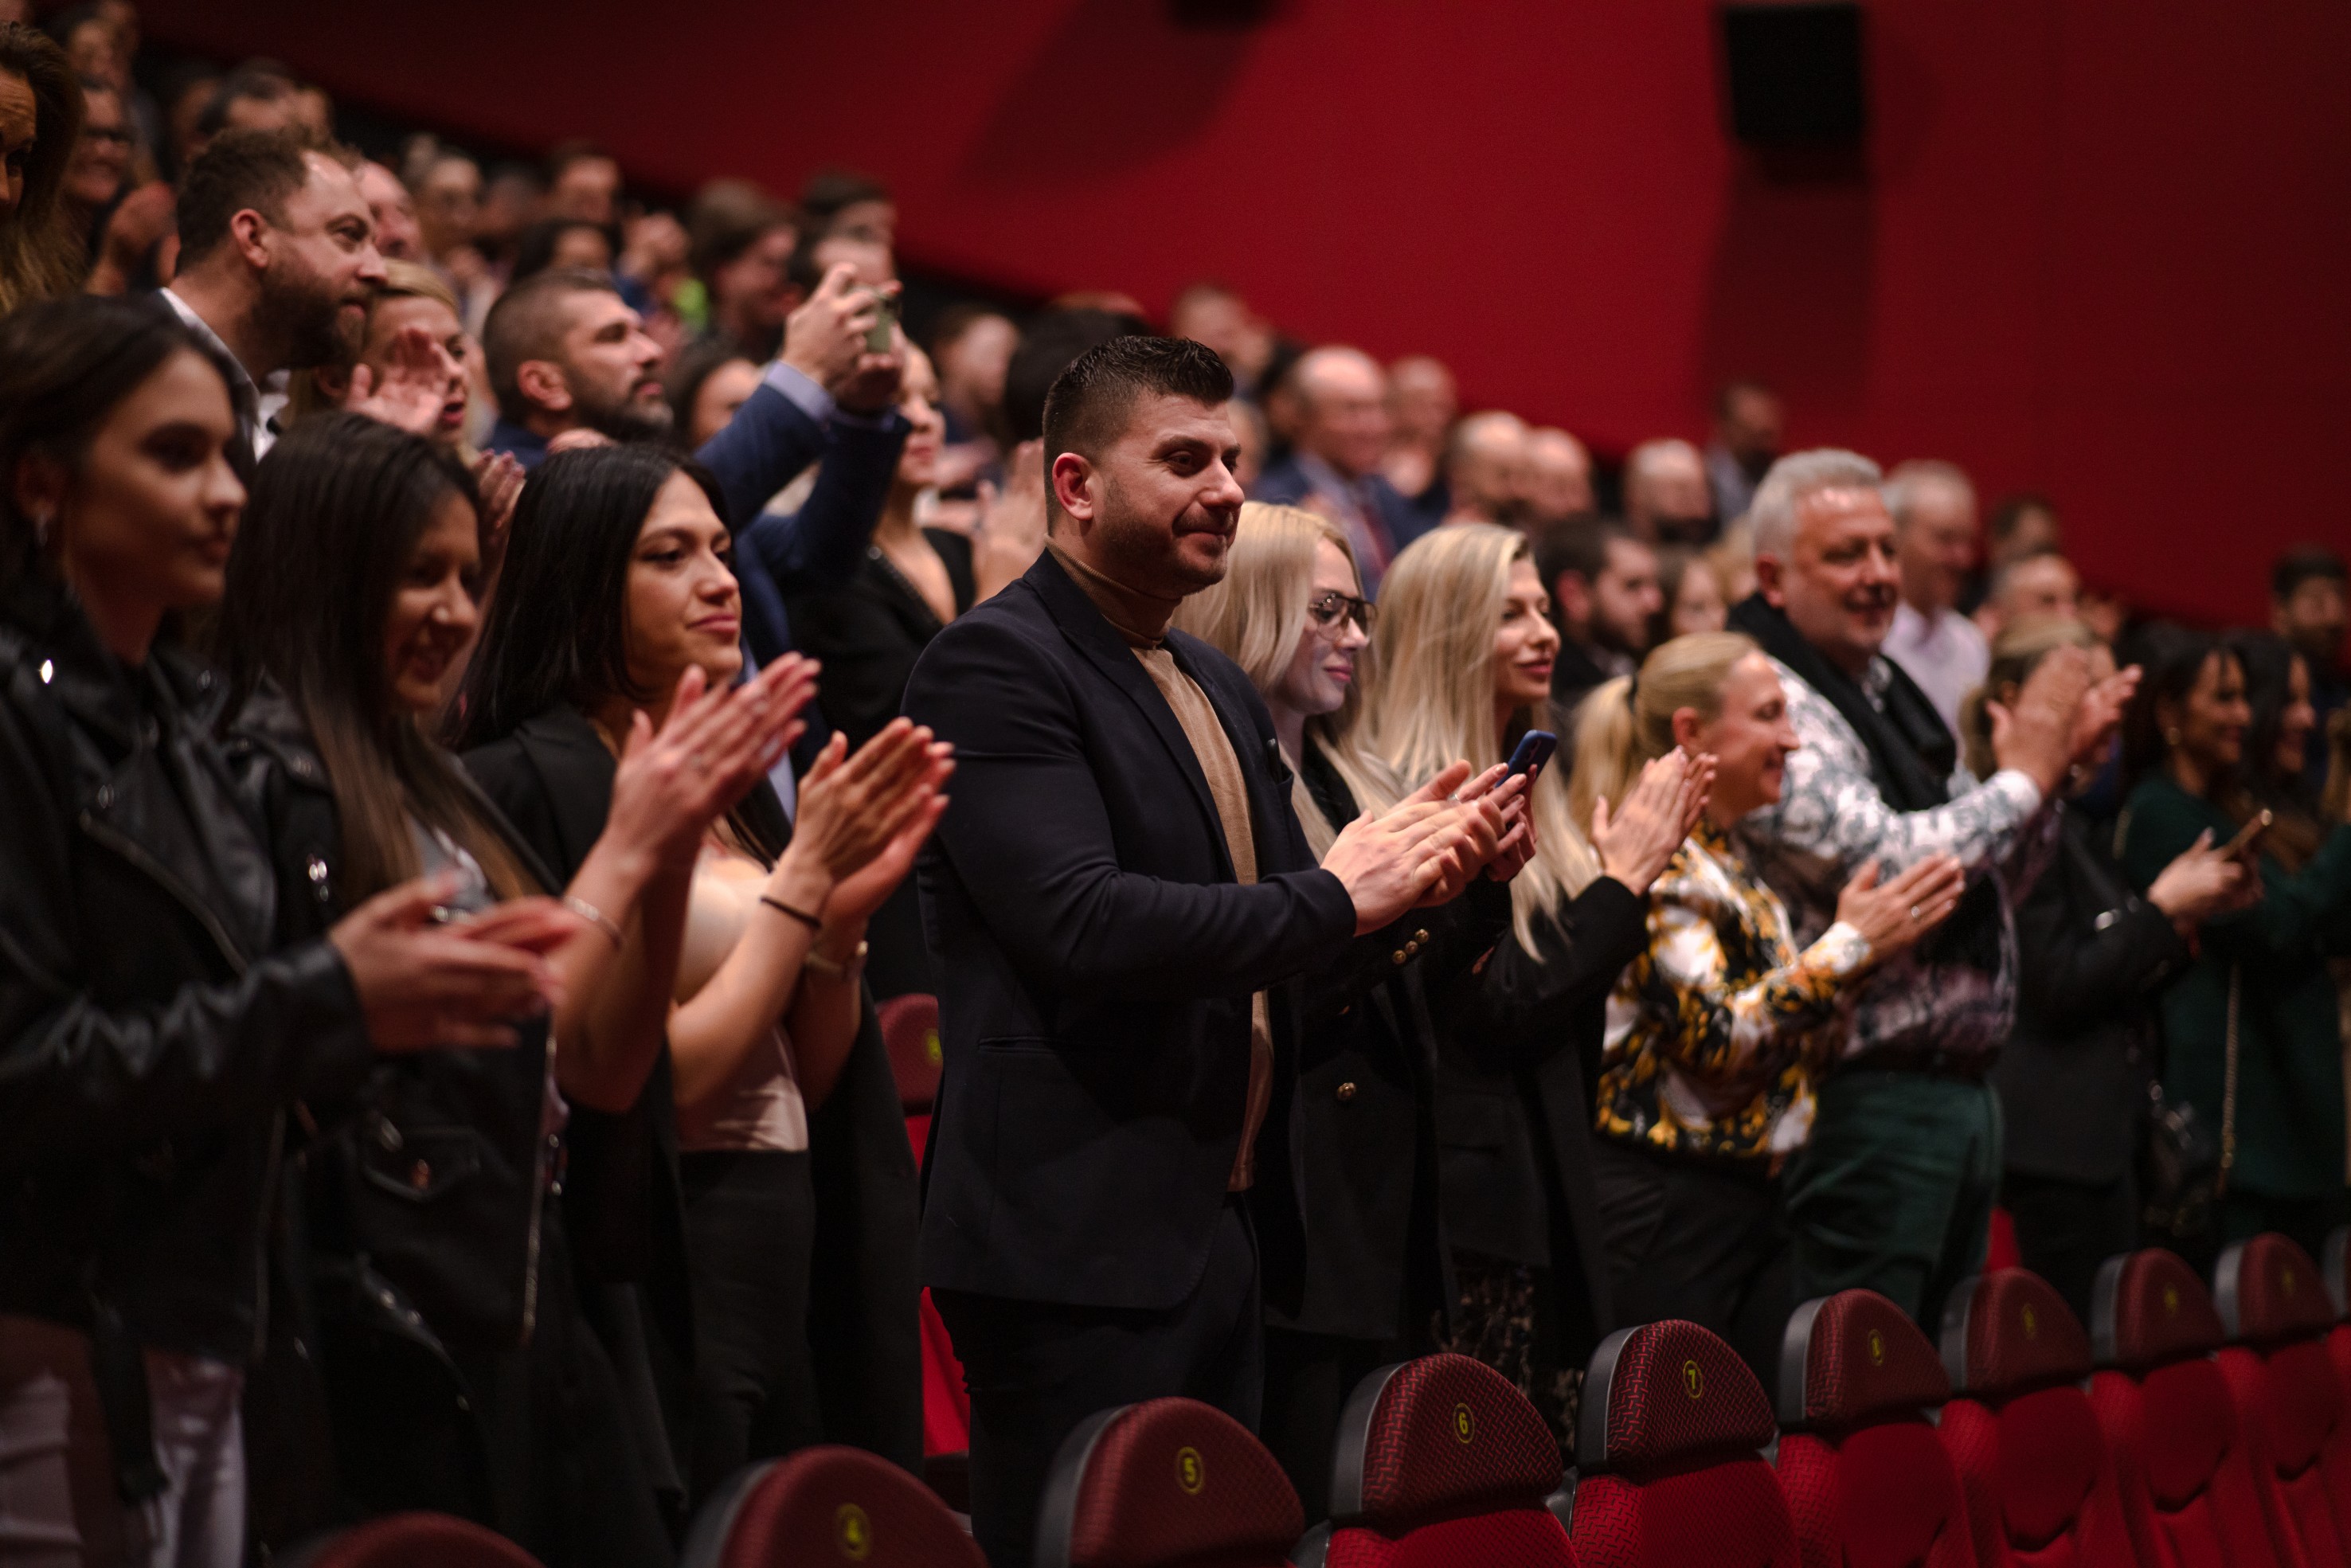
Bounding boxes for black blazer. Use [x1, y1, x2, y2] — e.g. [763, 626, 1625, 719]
[1424, 871, 1649, 1362]
[1275, 742, 1512, 1342]
[462, 706, 925, 1472]
[1993, 809, 2192, 1185]
[902, 551, 1372, 1315]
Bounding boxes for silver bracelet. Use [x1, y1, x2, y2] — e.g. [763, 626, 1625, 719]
[563, 895, 624, 950]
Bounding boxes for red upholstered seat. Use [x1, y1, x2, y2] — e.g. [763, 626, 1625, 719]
[679, 1445, 984, 1568]
[1935, 1269, 2138, 1568]
[2214, 1234, 2351, 1567]
[2086, 1248, 2296, 1568]
[878, 992, 945, 1113]
[1308, 1353, 1575, 1566]
[282, 1514, 543, 1567]
[1567, 1319, 1798, 1568]
[1774, 1290, 1972, 1568]
[1035, 1397, 1304, 1568]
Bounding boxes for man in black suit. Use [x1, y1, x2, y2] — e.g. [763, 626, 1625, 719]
[903, 337, 1496, 1566]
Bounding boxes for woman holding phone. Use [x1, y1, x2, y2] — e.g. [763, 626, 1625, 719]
[1571, 632, 1965, 1380]
[2117, 625, 2351, 1257]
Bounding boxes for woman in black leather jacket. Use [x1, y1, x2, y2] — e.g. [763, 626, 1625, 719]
[0, 303, 549, 1559]
[1172, 502, 1532, 1516]
[216, 416, 801, 1562]
[1361, 522, 1704, 1453]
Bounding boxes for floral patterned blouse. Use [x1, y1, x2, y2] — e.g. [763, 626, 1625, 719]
[1596, 817, 1872, 1161]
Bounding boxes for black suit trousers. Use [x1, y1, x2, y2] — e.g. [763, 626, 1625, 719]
[933, 1200, 1262, 1568]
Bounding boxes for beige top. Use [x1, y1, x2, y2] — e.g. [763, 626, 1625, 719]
[1132, 647, 1274, 1192]
[674, 845, 808, 1153]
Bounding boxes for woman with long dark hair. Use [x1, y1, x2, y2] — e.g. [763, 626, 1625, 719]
[457, 444, 947, 1504]
[217, 414, 805, 1561]
[0, 302, 552, 1565]
[2116, 624, 2351, 1257]
[0, 22, 85, 312]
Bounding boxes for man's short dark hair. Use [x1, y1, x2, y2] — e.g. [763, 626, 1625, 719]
[483, 267, 617, 421]
[175, 127, 315, 264]
[1040, 336, 1230, 471]
[1534, 516, 1633, 595]
[1003, 308, 1147, 444]
[194, 61, 295, 138]
[2274, 545, 2349, 602]
[798, 166, 890, 225]
[546, 138, 614, 184]
[1988, 491, 2056, 544]
[687, 181, 800, 281]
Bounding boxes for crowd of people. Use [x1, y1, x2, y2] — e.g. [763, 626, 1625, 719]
[2, 13, 2349, 1568]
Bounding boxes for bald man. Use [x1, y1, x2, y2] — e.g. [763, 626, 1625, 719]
[1442, 410, 1528, 526]
[1251, 345, 1429, 589]
[1520, 427, 1594, 526]
[1624, 438, 1715, 545]
[1382, 354, 1458, 527]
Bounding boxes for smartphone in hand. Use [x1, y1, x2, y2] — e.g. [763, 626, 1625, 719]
[1505, 729, 1558, 782]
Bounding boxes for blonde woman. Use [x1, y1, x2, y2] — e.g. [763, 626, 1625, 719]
[1571, 633, 1962, 1378]
[1364, 521, 1705, 1447]
[1175, 503, 1534, 1517]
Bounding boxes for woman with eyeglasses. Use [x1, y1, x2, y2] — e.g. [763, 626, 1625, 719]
[1173, 502, 1534, 1518]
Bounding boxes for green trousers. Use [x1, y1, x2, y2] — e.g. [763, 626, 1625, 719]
[1783, 1070, 2002, 1336]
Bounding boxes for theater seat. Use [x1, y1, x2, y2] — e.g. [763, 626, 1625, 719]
[1774, 1290, 1972, 1568]
[2214, 1234, 2351, 1565]
[878, 991, 945, 1151]
[875, 993, 972, 1468]
[679, 1445, 984, 1568]
[1568, 1318, 1798, 1568]
[2087, 1248, 2295, 1568]
[280, 1514, 543, 1567]
[1936, 1269, 2138, 1568]
[1035, 1397, 1304, 1568]
[2324, 1227, 2351, 1433]
[1294, 1352, 1575, 1566]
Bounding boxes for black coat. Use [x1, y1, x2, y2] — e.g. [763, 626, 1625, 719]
[903, 550, 1405, 1315]
[1993, 808, 2193, 1185]
[1424, 866, 1649, 1360]
[462, 704, 925, 1473]
[0, 581, 369, 1361]
[1274, 742, 1512, 1341]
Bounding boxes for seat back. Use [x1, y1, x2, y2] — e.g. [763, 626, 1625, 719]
[878, 992, 944, 1114]
[1774, 1290, 1970, 1568]
[2214, 1234, 2351, 1566]
[679, 1445, 984, 1568]
[1568, 1319, 1797, 1568]
[2087, 1248, 2290, 1568]
[1318, 1353, 1574, 1565]
[1035, 1398, 1303, 1568]
[283, 1514, 544, 1568]
[1937, 1268, 2137, 1568]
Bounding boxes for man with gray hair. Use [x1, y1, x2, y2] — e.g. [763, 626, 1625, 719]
[1881, 459, 1989, 734]
[1253, 345, 1427, 589]
[1727, 449, 2133, 1332]
[1623, 436, 1715, 545]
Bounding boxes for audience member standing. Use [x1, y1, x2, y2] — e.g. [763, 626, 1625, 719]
[2118, 628, 2351, 1257]
[1175, 502, 1535, 1517]
[161, 130, 388, 470]
[1535, 518, 1662, 716]
[1253, 346, 1426, 591]
[903, 338, 1498, 1566]
[1881, 459, 1988, 737]
[1573, 632, 1962, 1382]
[1704, 378, 1782, 527]
[1367, 522, 1703, 1452]
[1971, 620, 2251, 1318]
[1729, 449, 2129, 1332]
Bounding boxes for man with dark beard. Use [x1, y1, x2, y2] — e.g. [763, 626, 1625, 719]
[162, 127, 387, 471]
[904, 336, 1504, 1566]
[479, 266, 672, 467]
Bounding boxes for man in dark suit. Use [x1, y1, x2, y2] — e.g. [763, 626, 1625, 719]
[1250, 346, 1429, 592]
[903, 337, 1498, 1566]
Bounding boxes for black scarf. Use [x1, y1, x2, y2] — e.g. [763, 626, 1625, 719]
[1729, 593, 1957, 810]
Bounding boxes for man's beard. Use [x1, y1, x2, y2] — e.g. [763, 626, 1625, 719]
[1094, 473, 1229, 600]
[258, 261, 360, 371]
[576, 380, 674, 444]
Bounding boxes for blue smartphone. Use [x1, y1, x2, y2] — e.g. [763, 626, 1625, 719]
[1505, 729, 1558, 780]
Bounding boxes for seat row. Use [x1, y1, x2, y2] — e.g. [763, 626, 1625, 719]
[268, 1227, 2351, 1567]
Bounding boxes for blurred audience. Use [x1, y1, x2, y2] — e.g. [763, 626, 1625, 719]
[1253, 346, 1426, 590]
[1881, 459, 1988, 735]
[1976, 546, 2080, 642]
[1704, 377, 1782, 525]
[2272, 545, 2347, 793]
[1169, 278, 1275, 399]
[1623, 436, 1715, 545]
[1382, 352, 1457, 526]
[0, 22, 84, 312]
[1653, 545, 1729, 643]
[1520, 426, 1594, 526]
[1442, 410, 1528, 526]
[1536, 518, 1662, 714]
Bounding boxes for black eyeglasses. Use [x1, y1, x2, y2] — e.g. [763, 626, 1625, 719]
[1306, 591, 1375, 635]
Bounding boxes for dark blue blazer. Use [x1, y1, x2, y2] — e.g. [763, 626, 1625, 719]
[902, 551, 1362, 1313]
[1251, 453, 1432, 558]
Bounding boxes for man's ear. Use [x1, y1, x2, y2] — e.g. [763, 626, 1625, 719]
[1753, 552, 1787, 609]
[1050, 450, 1095, 527]
[515, 359, 573, 416]
[228, 207, 271, 274]
[311, 364, 352, 405]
